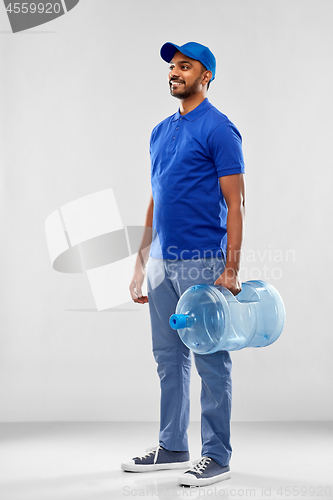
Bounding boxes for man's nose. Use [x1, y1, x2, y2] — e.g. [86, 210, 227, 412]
[169, 68, 180, 80]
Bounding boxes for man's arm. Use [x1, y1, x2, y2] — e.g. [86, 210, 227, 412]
[214, 174, 245, 295]
[129, 193, 154, 304]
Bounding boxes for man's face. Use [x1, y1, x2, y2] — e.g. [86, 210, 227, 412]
[168, 51, 206, 99]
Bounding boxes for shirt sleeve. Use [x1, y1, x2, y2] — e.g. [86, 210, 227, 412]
[208, 120, 245, 177]
[149, 127, 157, 156]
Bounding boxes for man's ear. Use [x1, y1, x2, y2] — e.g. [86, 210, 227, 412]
[202, 70, 213, 85]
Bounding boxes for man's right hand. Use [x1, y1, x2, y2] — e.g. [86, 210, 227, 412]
[129, 193, 153, 304]
[129, 268, 148, 304]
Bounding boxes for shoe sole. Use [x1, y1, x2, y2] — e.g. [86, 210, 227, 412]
[179, 470, 231, 486]
[121, 461, 192, 472]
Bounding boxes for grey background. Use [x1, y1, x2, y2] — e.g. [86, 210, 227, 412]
[0, 0, 332, 422]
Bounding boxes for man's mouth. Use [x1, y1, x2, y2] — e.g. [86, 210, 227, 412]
[170, 80, 185, 87]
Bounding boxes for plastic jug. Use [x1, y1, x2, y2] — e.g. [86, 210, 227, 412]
[169, 280, 285, 354]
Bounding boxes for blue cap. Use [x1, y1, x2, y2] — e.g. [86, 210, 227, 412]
[160, 42, 216, 81]
[169, 313, 188, 330]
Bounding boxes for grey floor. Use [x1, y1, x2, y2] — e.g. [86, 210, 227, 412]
[0, 421, 332, 500]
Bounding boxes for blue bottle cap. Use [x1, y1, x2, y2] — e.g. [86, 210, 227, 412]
[169, 314, 188, 330]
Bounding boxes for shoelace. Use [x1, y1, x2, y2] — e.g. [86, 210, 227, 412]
[188, 457, 211, 475]
[137, 446, 161, 464]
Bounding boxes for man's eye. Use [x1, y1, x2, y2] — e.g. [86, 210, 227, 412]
[182, 66, 189, 70]
[169, 66, 174, 70]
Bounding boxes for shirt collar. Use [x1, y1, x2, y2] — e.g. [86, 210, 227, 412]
[171, 98, 212, 122]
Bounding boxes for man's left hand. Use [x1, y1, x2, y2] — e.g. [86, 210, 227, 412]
[214, 267, 242, 295]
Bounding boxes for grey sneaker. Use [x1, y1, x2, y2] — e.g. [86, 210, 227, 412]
[121, 445, 191, 472]
[178, 457, 231, 486]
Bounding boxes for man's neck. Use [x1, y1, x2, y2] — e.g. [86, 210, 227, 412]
[179, 93, 207, 115]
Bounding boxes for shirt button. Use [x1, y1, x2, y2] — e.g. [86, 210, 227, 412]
[180, 117, 183, 120]
[172, 137, 176, 140]
[176, 127, 179, 130]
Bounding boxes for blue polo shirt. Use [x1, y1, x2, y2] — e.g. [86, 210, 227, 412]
[149, 98, 244, 260]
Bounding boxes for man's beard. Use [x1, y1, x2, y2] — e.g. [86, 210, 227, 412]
[169, 75, 202, 100]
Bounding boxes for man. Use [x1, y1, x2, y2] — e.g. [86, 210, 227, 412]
[122, 42, 245, 487]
